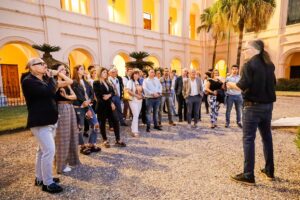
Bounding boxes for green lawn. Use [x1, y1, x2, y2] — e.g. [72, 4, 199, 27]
[0, 106, 27, 132]
[276, 91, 300, 97]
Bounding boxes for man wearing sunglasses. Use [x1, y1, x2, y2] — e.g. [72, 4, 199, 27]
[21, 58, 64, 193]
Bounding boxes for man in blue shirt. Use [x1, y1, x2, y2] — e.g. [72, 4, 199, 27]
[225, 65, 243, 128]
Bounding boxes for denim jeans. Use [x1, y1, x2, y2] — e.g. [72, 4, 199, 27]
[75, 106, 98, 145]
[243, 103, 274, 178]
[111, 95, 126, 124]
[158, 95, 174, 124]
[31, 124, 57, 186]
[225, 94, 243, 125]
[145, 98, 161, 127]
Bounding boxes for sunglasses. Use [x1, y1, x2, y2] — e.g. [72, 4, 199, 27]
[32, 62, 46, 66]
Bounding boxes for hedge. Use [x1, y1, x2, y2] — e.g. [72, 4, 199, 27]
[276, 78, 300, 91]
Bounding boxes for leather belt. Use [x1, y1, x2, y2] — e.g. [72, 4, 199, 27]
[243, 101, 264, 106]
[57, 101, 72, 104]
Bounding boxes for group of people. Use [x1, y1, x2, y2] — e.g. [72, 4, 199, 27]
[21, 39, 276, 193]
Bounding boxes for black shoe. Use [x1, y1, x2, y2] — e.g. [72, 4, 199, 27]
[35, 177, 60, 186]
[230, 173, 255, 186]
[225, 123, 229, 128]
[115, 141, 126, 147]
[42, 183, 63, 193]
[80, 146, 91, 155]
[237, 122, 243, 128]
[146, 127, 150, 132]
[121, 123, 128, 126]
[83, 132, 89, 137]
[154, 126, 162, 130]
[260, 169, 275, 181]
[90, 145, 101, 153]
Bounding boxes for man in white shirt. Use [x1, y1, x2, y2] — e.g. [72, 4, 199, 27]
[182, 69, 204, 128]
[109, 68, 128, 126]
[142, 69, 162, 132]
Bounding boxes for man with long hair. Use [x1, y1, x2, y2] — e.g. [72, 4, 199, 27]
[227, 40, 276, 185]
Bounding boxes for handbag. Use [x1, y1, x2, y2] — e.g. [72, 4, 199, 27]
[123, 81, 133, 101]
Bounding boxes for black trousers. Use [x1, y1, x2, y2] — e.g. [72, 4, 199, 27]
[176, 94, 187, 121]
[140, 99, 147, 124]
[98, 110, 120, 141]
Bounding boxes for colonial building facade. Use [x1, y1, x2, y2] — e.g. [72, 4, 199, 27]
[0, 0, 299, 103]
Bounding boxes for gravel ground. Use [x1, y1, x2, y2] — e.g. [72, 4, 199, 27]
[0, 96, 300, 200]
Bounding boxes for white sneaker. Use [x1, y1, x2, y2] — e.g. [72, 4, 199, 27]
[63, 166, 72, 173]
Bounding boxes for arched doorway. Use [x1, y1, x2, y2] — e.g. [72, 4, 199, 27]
[68, 48, 93, 75]
[190, 60, 200, 71]
[170, 58, 182, 75]
[146, 56, 160, 69]
[285, 52, 300, 79]
[112, 53, 130, 77]
[0, 41, 39, 101]
[215, 59, 227, 78]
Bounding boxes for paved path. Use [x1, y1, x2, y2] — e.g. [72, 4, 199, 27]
[0, 96, 300, 199]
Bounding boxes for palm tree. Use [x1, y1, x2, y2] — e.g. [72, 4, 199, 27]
[230, 0, 276, 66]
[32, 43, 66, 69]
[219, 0, 235, 71]
[197, 2, 226, 69]
[126, 51, 154, 72]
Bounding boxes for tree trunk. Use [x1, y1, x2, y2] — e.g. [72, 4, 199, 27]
[212, 37, 217, 70]
[236, 21, 245, 67]
[226, 27, 231, 77]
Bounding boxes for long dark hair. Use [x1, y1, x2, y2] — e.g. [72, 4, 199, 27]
[249, 40, 272, 64]
[72, 65, 84, 83]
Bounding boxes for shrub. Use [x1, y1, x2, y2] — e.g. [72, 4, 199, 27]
[276, 78, 300, 91]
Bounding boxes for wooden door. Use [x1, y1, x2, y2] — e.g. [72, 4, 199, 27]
[144, 18, 151, 30]
[1, 64, 20, 98]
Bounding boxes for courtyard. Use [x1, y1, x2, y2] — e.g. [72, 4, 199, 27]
[0, 96, 299, 200]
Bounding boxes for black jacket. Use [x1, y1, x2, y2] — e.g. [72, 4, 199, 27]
[237, 54, 276, 103]
[175, 76, 184, 95]
[93, 80, 115, 114]
[117, 76, 124, 99]
[71, 79, 94, 106]
[21, 73, 58, 128]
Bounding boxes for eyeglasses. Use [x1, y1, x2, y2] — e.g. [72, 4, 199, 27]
[32, 62, 46, 66]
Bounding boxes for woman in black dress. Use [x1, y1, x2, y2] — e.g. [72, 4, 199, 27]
[93, 67, 126, 148]
[205, 69, 224, 128]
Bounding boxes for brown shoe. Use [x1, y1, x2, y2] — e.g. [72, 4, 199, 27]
[102, 141, 110, 148]
[169, 122, 176, 126]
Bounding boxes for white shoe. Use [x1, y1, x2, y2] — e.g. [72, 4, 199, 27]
[63, 166, 72, 173]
